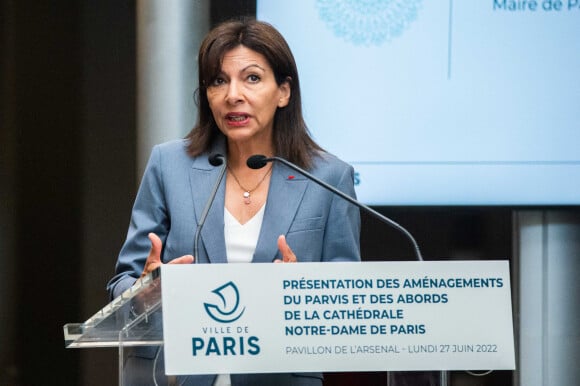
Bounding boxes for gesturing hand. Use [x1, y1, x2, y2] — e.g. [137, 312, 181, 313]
[274, 235, 297, 263]
[140, 233, 194, 278]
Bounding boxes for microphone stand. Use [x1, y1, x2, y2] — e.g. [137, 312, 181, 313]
[248, 155, 423, 262]
[193, 154, 227, 262]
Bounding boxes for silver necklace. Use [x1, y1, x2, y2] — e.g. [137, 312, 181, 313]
[227, 165, 272, 205]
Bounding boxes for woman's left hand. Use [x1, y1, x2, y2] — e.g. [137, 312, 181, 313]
[274, 235, 297, 263]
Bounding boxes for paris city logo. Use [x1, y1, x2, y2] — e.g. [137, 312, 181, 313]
[192, 281, 260, 357]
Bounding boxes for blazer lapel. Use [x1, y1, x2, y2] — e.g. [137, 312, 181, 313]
[253, 162, 308, 263]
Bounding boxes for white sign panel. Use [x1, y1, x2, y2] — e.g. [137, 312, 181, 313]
[161, 261, 515, 375]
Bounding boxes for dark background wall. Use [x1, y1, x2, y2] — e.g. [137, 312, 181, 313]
[2, 1, 136, 385]
[1, 1, 513, 385]
[2, 1, 85, 385]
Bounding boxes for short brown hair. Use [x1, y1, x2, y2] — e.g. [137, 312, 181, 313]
[185, 18, 323, 169]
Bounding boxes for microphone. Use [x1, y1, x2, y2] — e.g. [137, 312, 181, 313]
[193, 153, 227, 262]
[247, 155, 423, 261]
[208, 152, 225, 167]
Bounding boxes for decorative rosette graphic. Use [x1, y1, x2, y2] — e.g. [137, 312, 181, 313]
[316, 0, 423, 46]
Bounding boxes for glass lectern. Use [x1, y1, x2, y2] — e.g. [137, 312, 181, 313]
[64, 269, 163, 385]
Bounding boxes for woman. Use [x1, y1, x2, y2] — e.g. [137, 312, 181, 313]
[108, 18, 360, 386]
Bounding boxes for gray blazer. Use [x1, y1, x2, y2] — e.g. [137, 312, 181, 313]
[107, 138, 361, 386]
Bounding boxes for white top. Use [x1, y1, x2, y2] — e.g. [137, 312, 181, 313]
[224, 205, 265, 263]
[214, 205, 265, 386]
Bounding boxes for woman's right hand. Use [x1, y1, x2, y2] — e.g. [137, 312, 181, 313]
[140, 233, 195, 278]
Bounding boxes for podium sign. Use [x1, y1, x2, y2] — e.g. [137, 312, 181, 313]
[161, 260, 515, 375]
